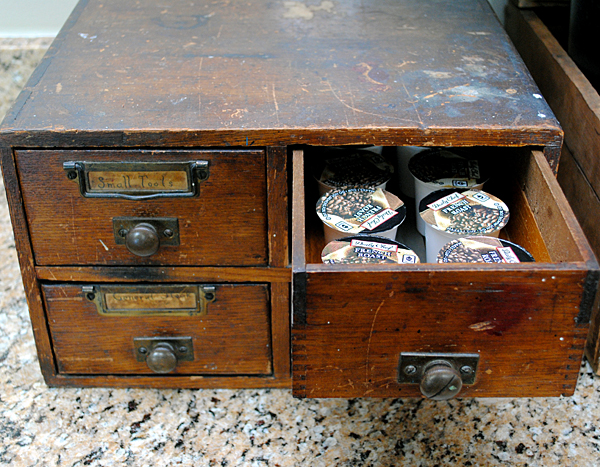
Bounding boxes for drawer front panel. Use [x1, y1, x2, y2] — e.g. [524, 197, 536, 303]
[43, 283, 272, 375]
[292, 268, 589, 398]
[16, 149, 268, 266]
[291, 149, 598, 398]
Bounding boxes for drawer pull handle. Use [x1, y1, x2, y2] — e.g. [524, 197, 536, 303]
[145, 342, 178, 374]
[398, 352, 479, 400]
[419, 361, 463, 401]
[125, 223, 160, 257]
[134, 337, 194, 374]
[113, 217, 180, 257]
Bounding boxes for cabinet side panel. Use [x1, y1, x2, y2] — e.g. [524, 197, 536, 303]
[0, 147, 57, 380]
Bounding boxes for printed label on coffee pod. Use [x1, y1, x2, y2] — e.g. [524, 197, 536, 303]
[351, 239, 399, 253]
[497, 246, 520, 263]
[427, 192, 466, 211]
[360, 208, 398, 230]
[400, 254, 419, 264]
[322, 238, 420, 264]
[436, 178, 478, 188]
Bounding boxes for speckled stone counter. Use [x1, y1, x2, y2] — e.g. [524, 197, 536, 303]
[1, 38, 600, 467]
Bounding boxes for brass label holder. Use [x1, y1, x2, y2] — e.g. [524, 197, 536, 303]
[63, 160, 209, 200]
[83, 284, 216, 316]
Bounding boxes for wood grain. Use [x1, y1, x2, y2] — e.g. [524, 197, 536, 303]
[16, 149, 268, 266]
[505, 7, 600, 370]
[266, 147, 288, 268]
[1, 0, 562, 167]
[35, 265, 291, 283]
[505, 6, 600, 190]
[43, 283, 272, 375]
[292, 148, 597, 398]
[0, 148, 57, 381]
[294, 269, 588, 398]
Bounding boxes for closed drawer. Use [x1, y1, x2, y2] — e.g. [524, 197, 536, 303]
[16, 149, 267, 266]
[291, 148, 599, 398]
[43, 282, 272, 375]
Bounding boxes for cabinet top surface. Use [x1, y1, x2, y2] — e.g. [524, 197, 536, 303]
[0, 0, 561, 147]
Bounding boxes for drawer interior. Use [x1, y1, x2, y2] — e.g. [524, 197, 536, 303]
[298, 146, 584, 267]
[291, 147, 598, 399]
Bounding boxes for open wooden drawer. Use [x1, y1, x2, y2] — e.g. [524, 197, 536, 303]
[291, 148, 599, 399]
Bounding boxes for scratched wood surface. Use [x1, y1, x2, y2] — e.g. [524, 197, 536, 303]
[504, 6, 600, 373]
[0, 0, 561, 156]
[43, 283, 273, 375]
[15, 149, 268, 266]
[291, 148, 598, 398]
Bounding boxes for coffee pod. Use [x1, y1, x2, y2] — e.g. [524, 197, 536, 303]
[395, 146, 425, 198]
[321, 235, 420, 264]
[313, 148, 394, 196]
[316, 187, 406, 244]
[437, 236, 534, 263]
[408, 148, 488, 234]
[419, 189, 510, 263]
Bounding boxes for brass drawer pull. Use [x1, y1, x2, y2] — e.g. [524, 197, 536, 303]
[113, 217, 179, 257]
[83, 284, 216, 316]
[398, 352, 479, 400]
[63, 160, 209, 200]
[134, 337, 194, 374]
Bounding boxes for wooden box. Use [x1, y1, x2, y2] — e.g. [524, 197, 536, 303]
[505, 4, 600, 373]
[1, 0, 597, 398]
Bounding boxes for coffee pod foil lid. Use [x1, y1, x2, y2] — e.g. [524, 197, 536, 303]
[437, 236, 535, 263]
[408, 148, 486, 188]
[317, 187, 406, 235]
[420, 189, 509, 235]
[322, 236, 420, 264]
[316, 150, 393, 189]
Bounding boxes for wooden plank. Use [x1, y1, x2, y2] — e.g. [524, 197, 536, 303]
[0, 148, 58, 382]
[1, 0, 562, 166]
[35, 266, 291, 283]
[266, 146, 289, 268]
[501, 180, 552, 263]
[44, 374, 291, 389]
[291, 149, 306, 276]
[557, 145, 600, 370]
[557, 145, 600, 261]
[505, 6, 600, 194]
[270, 282, 291, 380]
[520, 151, 592, 264]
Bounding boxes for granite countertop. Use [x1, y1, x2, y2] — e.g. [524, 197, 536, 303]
[1, 38, 600, 467]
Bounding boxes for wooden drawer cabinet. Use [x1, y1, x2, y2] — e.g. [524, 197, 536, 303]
[1, 0, 598, 397]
